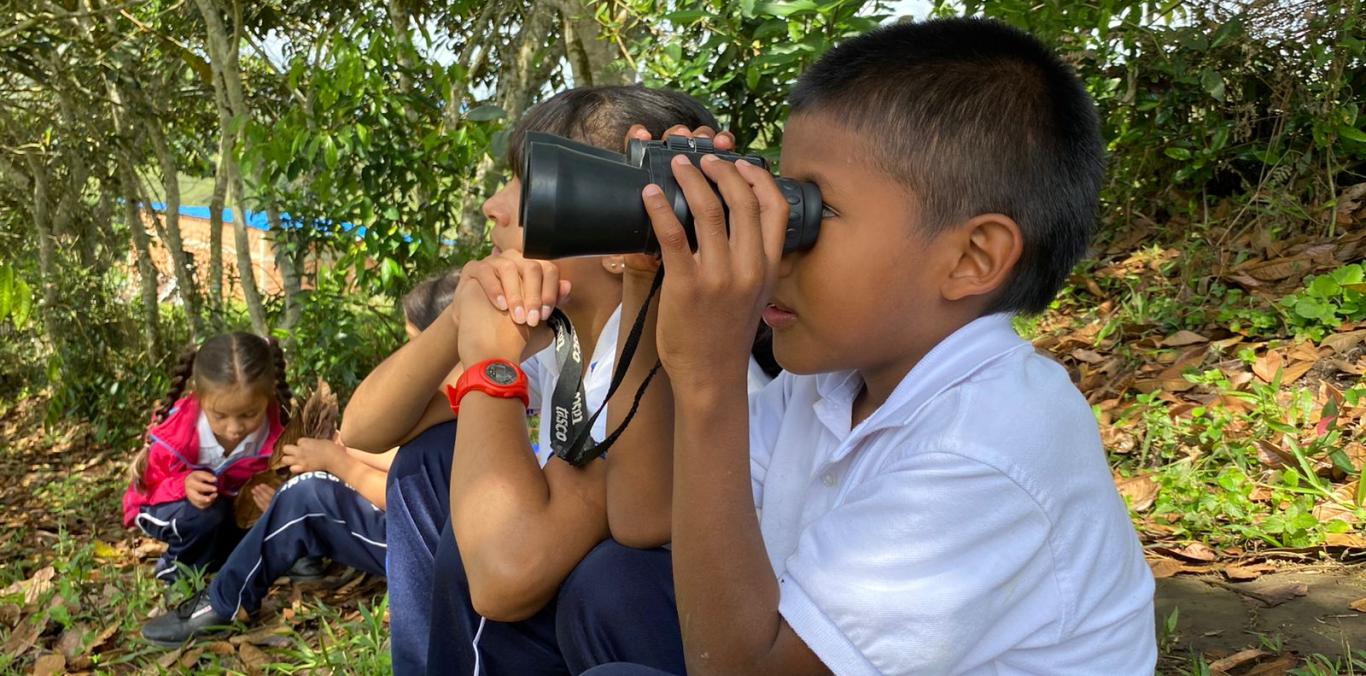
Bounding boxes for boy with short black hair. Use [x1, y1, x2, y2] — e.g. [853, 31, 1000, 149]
[588, 16, 1156, 675]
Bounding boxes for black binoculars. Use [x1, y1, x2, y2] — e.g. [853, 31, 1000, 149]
[519, 133, 823, 260]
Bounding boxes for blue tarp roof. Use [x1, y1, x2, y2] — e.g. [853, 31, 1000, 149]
[149, 202, 365, 237]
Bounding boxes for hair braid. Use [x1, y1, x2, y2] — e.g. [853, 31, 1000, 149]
[267, 337, 293, 425]
[129, 344, 198, 490]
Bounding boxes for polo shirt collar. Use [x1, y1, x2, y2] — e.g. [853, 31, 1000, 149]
[813, 313, 1030, 462]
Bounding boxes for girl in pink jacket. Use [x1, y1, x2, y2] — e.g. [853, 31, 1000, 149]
[122, 332, 291, 587]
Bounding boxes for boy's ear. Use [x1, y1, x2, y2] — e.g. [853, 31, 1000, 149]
[940, 214, 1023, 302]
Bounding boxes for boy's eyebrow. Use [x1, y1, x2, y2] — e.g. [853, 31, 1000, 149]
[797, 169, 840, 201]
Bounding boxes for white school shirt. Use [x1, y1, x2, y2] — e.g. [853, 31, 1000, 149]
[196, 411, 268, 470]
[522, 306, 622, 466]
[749, 314, 1156, 675]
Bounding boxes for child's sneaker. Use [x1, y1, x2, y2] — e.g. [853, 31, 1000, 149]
[286, 556, 327, 582]
[142, 589, 230, 647]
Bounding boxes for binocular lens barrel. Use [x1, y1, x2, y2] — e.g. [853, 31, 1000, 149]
[519, 133, 822, 260]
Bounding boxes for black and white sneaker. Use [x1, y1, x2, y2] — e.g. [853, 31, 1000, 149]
[141, 589, 230, 647]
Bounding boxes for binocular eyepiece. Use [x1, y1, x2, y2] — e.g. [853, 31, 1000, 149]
[519, 132, 822, 260]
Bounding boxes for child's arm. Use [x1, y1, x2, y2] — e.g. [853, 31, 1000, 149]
[602, 263, 674, 547]
[644, 153, 827, 674]
[604, 124, 736, 549]
[280, 439, 391, 508]
[342, 256, 564, 451]
[447, 280, 609, 622]
[340, 305, 462, 452]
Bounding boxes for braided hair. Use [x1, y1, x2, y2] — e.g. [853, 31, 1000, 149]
[266, 337, 294, 425]
[127, 332, 292, 490]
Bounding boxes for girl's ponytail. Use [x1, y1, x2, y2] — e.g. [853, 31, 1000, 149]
[267, 337, 293, 425]
[129, 344, 198, 490]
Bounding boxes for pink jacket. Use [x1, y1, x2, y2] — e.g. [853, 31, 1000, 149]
[121, 396, 285, 527]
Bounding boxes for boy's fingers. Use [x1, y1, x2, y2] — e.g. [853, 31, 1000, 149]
[664, 124, 692, 139]
[489, 258, 525, 323]
[736, 159, 790, 269]
[671, 154, 730, 267]
[470, 264, 509, 311]
[520, 262, 544, 326]
[700, 155, 762, 261]
[713, 130, 736, 151]
[539, 262, 560, 320]
[642, 184, 693, 275]
[624, 124, 651, 148]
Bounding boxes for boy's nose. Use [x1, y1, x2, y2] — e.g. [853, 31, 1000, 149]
[482, 198, 508, 229]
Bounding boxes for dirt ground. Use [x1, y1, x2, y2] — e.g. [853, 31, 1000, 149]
[1157, 567, 1366, 665]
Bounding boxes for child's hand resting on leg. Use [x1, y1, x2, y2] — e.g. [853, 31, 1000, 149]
[184, 470, 219, 509]
[280, 438, 347, 475]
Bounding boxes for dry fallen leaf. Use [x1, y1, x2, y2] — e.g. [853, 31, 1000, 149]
[1176, 542, 1218, 562]
[1071, 348, 1106, 364]
[55, 623, 87, 657]
[238, 641, 271, 676]
[205, 640, 237, 655]
[1253, 351, 1285, 383]
[179, 647, 205, 669]
[1208, 648, 1269, 672]
[1116, 474, 1159, 512]
[1, 614, 42, 658]
[157, 646, 185, 670]
[0, 566, 55, 607]
[1162, 330, 1210, 347]
[1321, 329, 1366, 354]
[1281, 360, 1315, 385]
[31, 653, 65, 676]
[1243, 653, 1298, 676]
[230, 626, 293, 648]
[1149, 557, 1185, 578]
[1350, 597, 1366, 613]
[1225, 563, 1276, 581]
[1326, 532, 1366, 548]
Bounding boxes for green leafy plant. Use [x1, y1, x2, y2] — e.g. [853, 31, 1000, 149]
[1281, 264, 1366, 341]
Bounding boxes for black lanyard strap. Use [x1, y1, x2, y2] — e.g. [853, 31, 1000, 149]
[549, 268, 665, 467]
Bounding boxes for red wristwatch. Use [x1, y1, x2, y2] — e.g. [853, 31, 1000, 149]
[446, 359, 530, 417]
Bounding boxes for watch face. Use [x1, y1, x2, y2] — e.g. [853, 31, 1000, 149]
[485, 362, 518, 386]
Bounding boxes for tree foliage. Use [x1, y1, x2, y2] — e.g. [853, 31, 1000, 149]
[0, 0, 1361, 443]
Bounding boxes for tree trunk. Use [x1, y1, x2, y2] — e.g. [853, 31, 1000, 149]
[230, 169, 269, 335]
[195, 0, 269, 335]
[268, 205, 303, 332]
[147, 116, 205, 337]
[20, 155, 60, 341]
[453, 7, 565, 248]
[555, 0, 634, 87]
[208, 107, 228, 323]
[121, 163, 161, 353]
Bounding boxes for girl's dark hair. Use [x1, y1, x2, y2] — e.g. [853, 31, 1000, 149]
[130, 333, 292, 490]
[506, 85, 719, 176]
[401, 270, 461, 332]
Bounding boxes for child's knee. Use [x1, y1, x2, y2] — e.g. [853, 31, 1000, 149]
[271, 472, 337, 513]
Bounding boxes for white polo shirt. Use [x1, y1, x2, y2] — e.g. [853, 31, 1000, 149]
[749, 314, 1156, 675]
[523, 306, 622, 467]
